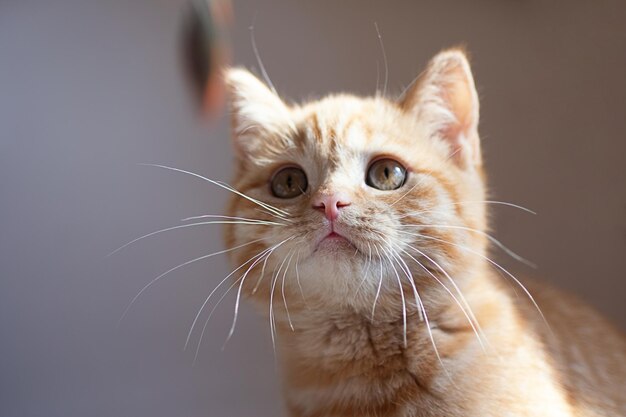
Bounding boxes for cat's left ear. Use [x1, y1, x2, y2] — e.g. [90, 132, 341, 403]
[400, 48, 481, 167]
[224, 68, 295, 160]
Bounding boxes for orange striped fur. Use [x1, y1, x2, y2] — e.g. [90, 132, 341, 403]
[222, 49, 626, 416]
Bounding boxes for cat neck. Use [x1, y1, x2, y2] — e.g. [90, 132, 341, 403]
[273, 268, 518, 416]
[277, 262, 505, 367]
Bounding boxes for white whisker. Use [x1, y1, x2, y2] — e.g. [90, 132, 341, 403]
[404, 200, 536, 216]
[215, 179, 293, 219]
[408, 232, 551, 333]
[269, 248, 292, 357]
[281, 250, 296, 331]
[254, 207, 294, 223]
[371, 245, 384, 321]
[253, 245, 274, 294]
[387, 247, 423, 322]
[355, 242, 373, 295]
[399, 247, 485, 349]
[402, 240, 487, 350]
[374, 22, 388, 98]
[294, 249, 307, 305]
[388, 245, 453, 382]
[382, 247, 407, 347]
[249, 20, 277, 95]
[403, 223, 535, 268]
[184, 244, 277, 351]
[139, 163, 290, 218]
[222, 247, 278, 350]
[191, 238, 293, 362]
[117, 238, 266, 327]
[193, 277, 240, 363]
[181, 214, 286, 227]
[108, 220, 278, 257]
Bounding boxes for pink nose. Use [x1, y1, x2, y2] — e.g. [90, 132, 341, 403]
[312, 192, 351, 221]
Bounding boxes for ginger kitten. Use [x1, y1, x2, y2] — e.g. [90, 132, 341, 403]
[222, 49, 626, 417]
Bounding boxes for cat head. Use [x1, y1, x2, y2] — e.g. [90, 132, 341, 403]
[223, 49, 488, 317]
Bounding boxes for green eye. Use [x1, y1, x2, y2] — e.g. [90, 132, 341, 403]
[271, 167, 308, 198]
[366, 159, 407, 191]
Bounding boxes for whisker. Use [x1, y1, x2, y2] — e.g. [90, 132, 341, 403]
[108, 220, 279, 257]
[193, 238, 292, 362]
[382, 247, 407, 347]
[194, 247, 274, 363]
[294, 249, 307, 305]
[253, 244, 275, 294]
[249, 19, 277, 95]
[399, 247, 486, 349]
[459, 200, 536, 214]
[406, 231, 551, 333]
[269, 248, 292, 357]
[354, 242, 373, 295]
[118, 238, 266, 327]
[222, 247, 278, 350]
[374, 22, 388, 98]
[251, 234, 302, 295]
[387, 247, 423, 322]
[371, 245, 384, 321]
[375, 58, 380, 96]
[253, 207, 294, 223]
[401, 200, 536, 217]
[281, 250, 296, 331]
[181, 214, 286, 227]
[139, 163, 290, 218]
[401, 240, 487, 350]
[193, 277, 242, 363]
[403, 223, 535, 268]
[388, 245, 453, 382]
[184, 243, 279, 351]
[215, 179, 292, 218]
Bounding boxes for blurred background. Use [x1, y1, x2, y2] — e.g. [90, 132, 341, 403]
[1, 1, 625, 416]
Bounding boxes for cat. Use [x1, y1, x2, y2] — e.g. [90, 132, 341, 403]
[221, 48, 626, 417]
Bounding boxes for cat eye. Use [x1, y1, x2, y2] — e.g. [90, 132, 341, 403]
[366, 158, 407, 191]
[271, 166, 308, 199]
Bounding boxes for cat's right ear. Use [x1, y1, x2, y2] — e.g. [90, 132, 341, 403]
[224, 68, 294, 160]
[399, 49, 481, 168]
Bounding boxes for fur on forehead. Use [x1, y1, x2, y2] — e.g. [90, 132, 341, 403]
[225, 47, 480, 172]
[290, 96, 457, 172]
[225, 85, 454, 176]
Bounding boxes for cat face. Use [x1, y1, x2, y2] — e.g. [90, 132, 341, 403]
[224, 49, 487, 315]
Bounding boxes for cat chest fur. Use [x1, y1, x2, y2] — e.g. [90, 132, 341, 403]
[277, 299, 574, 417]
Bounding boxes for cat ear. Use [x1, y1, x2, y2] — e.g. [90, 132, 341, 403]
[400, 48, 481, 167]
[224, 68, 295, 159]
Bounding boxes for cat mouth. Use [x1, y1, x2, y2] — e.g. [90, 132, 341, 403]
[314, 230, 357, 253]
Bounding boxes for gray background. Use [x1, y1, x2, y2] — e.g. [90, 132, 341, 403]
[1, 1, 625, 416]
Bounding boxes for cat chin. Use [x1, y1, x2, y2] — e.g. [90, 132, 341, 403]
[292, 252, 372, 303]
